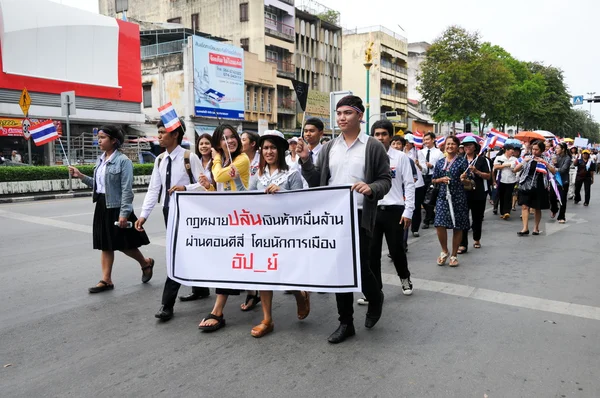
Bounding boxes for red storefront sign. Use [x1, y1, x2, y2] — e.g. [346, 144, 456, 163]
[0, 117, 62, 137]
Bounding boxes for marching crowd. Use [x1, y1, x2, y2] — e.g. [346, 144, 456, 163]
[68, 94, 596, 344]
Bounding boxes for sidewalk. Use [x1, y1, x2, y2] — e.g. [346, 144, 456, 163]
[0, 187, 148, 204]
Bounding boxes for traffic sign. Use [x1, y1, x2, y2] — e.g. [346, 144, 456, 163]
[61, 91, 76, 116]
[22, 118, 31, 140]
[92, 127, 98, 146]
[19, 88, 31, 116]
[573, 95, 584, 105]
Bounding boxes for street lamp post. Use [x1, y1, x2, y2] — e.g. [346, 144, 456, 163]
[364, 61, 372, 134]
[587, 92, 596, 114]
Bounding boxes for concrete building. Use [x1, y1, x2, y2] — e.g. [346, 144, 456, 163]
[99, 0, 297, 131]
[342, 26, 408, 134]
[138, 24, 277, 139]
[407, 41, 429, 102]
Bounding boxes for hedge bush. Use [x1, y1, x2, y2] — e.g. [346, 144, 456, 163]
[0, 164, 154, 183]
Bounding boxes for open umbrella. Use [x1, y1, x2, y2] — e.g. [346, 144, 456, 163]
[534, 130, 556, 139]
[456, 133, 483, 142]
[515, 131, 545, 143]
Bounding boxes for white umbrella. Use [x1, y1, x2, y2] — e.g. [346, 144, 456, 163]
[534, 130, 556, 139]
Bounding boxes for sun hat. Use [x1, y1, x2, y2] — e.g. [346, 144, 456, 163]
[582, 149, 591, 154]
[404, 133, 415, 144]
[288, 137, 299, 144]
[462, 136, 478, 144]
[259, 130, 289, 151]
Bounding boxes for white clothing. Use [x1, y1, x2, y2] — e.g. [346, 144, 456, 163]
[419, 146, 444, 176]
[379, 147, 416, 219]
[405, 148, 425, 188]
[494, 155, 518, 184]
[328, 133, 368, 208]
[95, 151, 117, 194]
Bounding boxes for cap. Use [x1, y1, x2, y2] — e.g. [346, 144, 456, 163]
[582, 149, 591, 154]
[288, 137, 299, 144]
[259, 130, 289, 151]
[404, 133, 415, 144]
[462, 136, 478, 144]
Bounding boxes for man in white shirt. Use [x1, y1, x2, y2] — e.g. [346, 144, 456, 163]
[403, 134, 427, 238]
[493, 144, 518, 219]
[11, 150, 22, 163]
[298, 95, 391, 344]
[134, 121, 209, 321]
[420, 132, 444, 228]
[359, 120, 415, 303]
[303, 117, 324, 164]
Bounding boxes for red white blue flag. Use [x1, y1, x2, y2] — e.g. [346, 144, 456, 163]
[489, 128, 509, 148]
[158, 102, 182, 133]
[413, 131, 423, 149]
[535, 162, 548, 174]
[31, 120, 59, 146]
[436, 136, 446, 147]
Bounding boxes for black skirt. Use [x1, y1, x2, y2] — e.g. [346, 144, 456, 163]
[518, 175, 550, 210]
[93, 194, 150, 251]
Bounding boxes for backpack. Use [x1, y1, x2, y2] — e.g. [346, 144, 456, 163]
[157, 150, 195, 203]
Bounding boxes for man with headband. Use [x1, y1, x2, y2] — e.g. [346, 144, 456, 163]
[297, 95, 391, 344]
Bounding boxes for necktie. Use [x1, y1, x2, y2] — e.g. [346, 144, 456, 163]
[164, 156, 172, 208]
[426, 149, 431, 175]
[309, 150, 314, 161]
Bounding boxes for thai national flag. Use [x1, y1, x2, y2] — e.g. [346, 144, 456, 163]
[158, 102, 182, 133]
[553, 136, 560, 146]
[413, 131, 423, 149]
[436, 136, 446, 147]
[535, 162, 548, 174]
[489, 128, 509, 148]
[479, 135, 494, 155]
[31, 120, 59, 146]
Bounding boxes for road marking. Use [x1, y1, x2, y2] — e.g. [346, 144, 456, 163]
[382, 273, 600, 321]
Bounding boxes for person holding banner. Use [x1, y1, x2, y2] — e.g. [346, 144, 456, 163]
[232, 130, 309, 337]
[69, 126, 153, 293]
[297, 95, 391, 344]
[514, 140, 556, 236]
[573, 149, 595, 206]
[550, 143, 571, 223]
[431, 136, 470, 267]
[197, 124, 250, 332]
[135, 121, 210, 321]
[241, 131, 260, 177]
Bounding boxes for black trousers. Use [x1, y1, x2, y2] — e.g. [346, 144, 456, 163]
[422, 175, 434, 224]
[461, 198, 486, 247]
[498, 182, 514, 215]
[411, 185, 426, 233]
[550, 183, 569, 221]
[335, 212, 382, 325]
[370, 206, 410, 290]
[574, 179, 592, 204]
[161, 207, 209, 309]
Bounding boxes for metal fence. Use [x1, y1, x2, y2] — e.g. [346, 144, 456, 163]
[141, 39, 185, 60]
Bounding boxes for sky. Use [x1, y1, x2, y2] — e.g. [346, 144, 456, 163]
[54, 0, 600, 121]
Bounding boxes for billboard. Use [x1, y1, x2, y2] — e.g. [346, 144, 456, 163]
[193, 36, 244, 120]
[0, 117, 62, 137]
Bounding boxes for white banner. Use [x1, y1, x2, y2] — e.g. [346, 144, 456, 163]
[166, 186, 362, 293]
[574, 137, 589, 148]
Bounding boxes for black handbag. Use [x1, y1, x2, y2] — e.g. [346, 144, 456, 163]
[519, 169, 538, 194]
[424, 183, 439, 206]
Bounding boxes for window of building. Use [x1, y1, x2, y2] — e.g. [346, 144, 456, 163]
[246, 90, 250, 110]
[142, 84, 152, 108]
[191, 13, 199, 30]
[253, 92, 258, 111]
[167, 17, 181, 23]
[266, 50, 278, 62]
[265, 11, 278, 23]
[240, 38, 249, 52]
[267, 93, 272, 113]
[239, 3, 249, 22]
[260, 92, 265, 112]
[115, 0, 128, 13]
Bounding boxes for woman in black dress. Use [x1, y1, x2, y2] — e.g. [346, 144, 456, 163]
[69, 126, 153, 293]
[514, 140, 557, 236]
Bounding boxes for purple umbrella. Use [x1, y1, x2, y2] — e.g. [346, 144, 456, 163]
[456, 133, 483, 142]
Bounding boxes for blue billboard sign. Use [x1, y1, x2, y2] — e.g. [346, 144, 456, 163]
[193, 36, 245, 120]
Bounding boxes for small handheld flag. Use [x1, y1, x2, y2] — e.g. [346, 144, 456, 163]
[535, 162, 548, 174]
[436, 136, 446, 147]
[489, 129, 509, 148]
[158, 102, 182, 133]
[413, 131, 423, 149]
[31, 120, 59, 146]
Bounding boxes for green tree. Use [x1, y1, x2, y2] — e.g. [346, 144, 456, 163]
[317, 10, 340, 25]
[559, 109, 600, 142]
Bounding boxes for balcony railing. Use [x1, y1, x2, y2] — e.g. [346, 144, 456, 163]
[279, 0, 294, 5]
[381, 87, 408, 99]
[141, 39, 185, 60]
[265, 17, 295, 42]
[380, 59, 408, 75]
[266, 57, 295, 77]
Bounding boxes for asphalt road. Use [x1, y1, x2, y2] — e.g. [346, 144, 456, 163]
[1, 184, 599, 397]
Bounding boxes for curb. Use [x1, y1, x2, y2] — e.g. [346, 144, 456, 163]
[0, 188, 148, 204]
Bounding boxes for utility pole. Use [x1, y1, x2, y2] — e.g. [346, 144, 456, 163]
[587, 91, 596, 114]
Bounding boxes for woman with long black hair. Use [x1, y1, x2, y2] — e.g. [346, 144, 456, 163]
[69, 126, 153, 293]
[550, 142, 571, 223]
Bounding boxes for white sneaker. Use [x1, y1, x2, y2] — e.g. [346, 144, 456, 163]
[357, 297, 369, 305]
[401, 278, 413, 296]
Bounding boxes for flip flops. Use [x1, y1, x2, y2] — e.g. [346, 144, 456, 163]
[240, 292, 261, 311]
[199, 313, 226, 332]
[437, 252, 449, 266]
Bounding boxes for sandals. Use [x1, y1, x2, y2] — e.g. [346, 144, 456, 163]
[296, 291, 310, 320]
[240, 292, 261, 311]
[141, 258, 154, 283]
[473, 243, 481, 249]
[437, 252, 449, 266]
[251, 320, 274, 338]
[457, 246, 468, 254]
[198, 313, 226, 332]
[558, 220, 566, 224]
[88, 280, 114, 293]
[449, 256, 459, 267]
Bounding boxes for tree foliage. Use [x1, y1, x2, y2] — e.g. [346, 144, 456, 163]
[418, 26, 591, 139]
[317, 10, 340, 25]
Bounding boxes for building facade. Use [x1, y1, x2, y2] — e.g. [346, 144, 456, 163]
[100, 0, 297, 131]
[342, 26, 408, 134]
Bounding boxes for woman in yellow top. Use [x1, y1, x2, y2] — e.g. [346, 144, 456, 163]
[210, 124, 250, 191]
[198, 124, 250, 332]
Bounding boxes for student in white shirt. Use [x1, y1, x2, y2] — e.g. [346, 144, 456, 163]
[134, 121, 209, 322]
[302, 117, 324, 164]
[420, 132, 444, 228]
[493, 145, 519, 219]
[241, 131, 260, 177]
[403, 134, 426, 238]
[361, 120, 415, 301]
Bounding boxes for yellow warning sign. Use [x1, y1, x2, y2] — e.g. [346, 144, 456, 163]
[19, 88, 31, 116]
